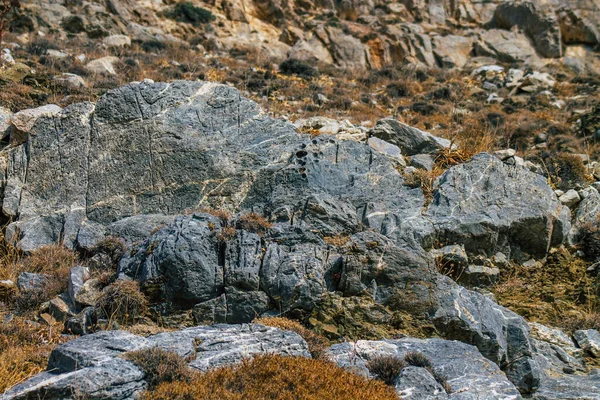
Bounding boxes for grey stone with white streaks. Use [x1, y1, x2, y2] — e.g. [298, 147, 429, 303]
[4, 324, 309, 400]
[425, 153, 570, 260]
[328, 337, 521, 399]
[395, 366, 449, 399]
[574, 330, 600, 358]
[147, 323, 310, 370]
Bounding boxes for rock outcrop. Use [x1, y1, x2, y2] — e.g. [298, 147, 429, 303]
[3, 324, 310, 400]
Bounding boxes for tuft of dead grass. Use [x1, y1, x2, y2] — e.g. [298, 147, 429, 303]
[96, 280, 149, 326]
[323, 234, 351, 247]
[237, 213, 273, 235]
[124, 347, 193, 389]
[0, 314, 69, 392]
[144, 354, 399, 400]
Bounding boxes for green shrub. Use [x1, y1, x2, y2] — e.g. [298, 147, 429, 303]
[166, 2, 215, 25]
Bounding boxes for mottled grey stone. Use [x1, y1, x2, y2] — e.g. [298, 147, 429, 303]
[328, 337, 521, 399]
[17, 272, 49, 292]
[370, 118, 451, 156]
[426, 153, 570, 260]
[574, 330, 600, 358]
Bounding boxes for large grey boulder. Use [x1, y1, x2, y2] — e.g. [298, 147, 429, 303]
[493, 2, 562, 58]
[476, 29, 539, 64]
[118, 213, 226, 307]
[3, 80, 299, 252]
[119, 213, 436, 321]
[574, 330, 600, 358]
[532, 373, 600, 400]
[426, 153, 570, 260]
[148, 323, 310, 370]
[569, 187, 600, 244]
[328, 337, 522, 399]
[4, 324, 310, 399]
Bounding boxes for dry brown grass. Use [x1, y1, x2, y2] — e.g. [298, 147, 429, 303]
[144, 354, 399, 400]
[96, 280, 149, 326]
[237, 213, 272, 235]
[124, 347, 193, 388]
[323, 234, 351, 247]
[216, 226, 237, 243]
[254, 316, 328, 360]
[493, 249, 600, 332]
[199, 207, 232, 224]
[0, 313, 69, 392]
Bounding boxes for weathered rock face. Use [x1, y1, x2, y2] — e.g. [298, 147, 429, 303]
[119, 213, 437, 321]
[3, 324, 311, 400]
[3, 80, 298, 252]
[492, 2, 563, 58]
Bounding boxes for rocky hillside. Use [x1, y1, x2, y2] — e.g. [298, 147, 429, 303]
[1, 0, 600, 400]
[12, 0, 600, 71]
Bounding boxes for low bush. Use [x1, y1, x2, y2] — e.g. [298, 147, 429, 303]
[404, 351, 433, 368]
[279, 58, 317, 79]
[96, 280, 148, 325]
[535, 152, 591, 191]
[0, 315, 66, 392]
[144, 354, 398, 400]
[10, 245, 77, 313]
[124, 347, 192, 388]
[237, 213, 272, 235]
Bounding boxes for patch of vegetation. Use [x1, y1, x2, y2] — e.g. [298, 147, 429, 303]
[366, 355, 406, 385]
[237, 213, 272, 235]
[143, 354, 398, 400]
[366, 352, 451, 392]
[254, 316, 328, 359]
[533, 152, 591, 191]
[124, 347, 192, 388]
[4, 245, 78, 314]
[165, 2, 215, 25]
[0, 314, 67, 392]
[279, 58, 317, 79]
[96, 280, 149, 325]
[493, 248, 600, 333]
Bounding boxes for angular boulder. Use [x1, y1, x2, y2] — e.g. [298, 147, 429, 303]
[370, 118, 451, 156]
[426, 153, 570, 260]
[493, 2, 562, 58]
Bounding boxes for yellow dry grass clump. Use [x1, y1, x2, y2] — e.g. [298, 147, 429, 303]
[0, 314, 68, 392]
[0, 238, 79, 392]
[144, 354, 399, 400]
